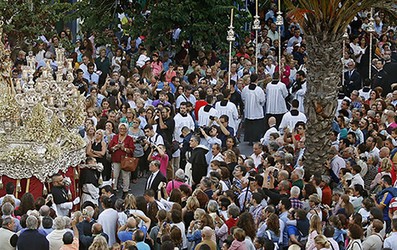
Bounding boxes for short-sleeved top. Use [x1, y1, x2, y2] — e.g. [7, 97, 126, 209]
[60, 237, 79, 250]
[377, 191, 394, 221]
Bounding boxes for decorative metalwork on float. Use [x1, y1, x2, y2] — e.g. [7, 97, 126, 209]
[0, 20, 86, 186]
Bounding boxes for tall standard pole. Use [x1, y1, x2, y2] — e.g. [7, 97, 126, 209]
[227, 8, 235, 89]
[342, 30, 349, 88]
[368, 8, 375, 79]
[275, 0, 283, 81]
[253, 0, 260, 74]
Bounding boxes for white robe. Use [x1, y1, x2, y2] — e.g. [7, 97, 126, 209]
[214, 101, 239, 136]
[266, 82, 288, 114]
[241, 84, 266, 120]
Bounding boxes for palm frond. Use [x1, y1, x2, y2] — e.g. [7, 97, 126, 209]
[285, 0, 397, 40]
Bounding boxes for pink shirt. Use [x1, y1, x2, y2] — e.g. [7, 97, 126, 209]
[152, 153, 169, 177]
[165, 180, 191, 195]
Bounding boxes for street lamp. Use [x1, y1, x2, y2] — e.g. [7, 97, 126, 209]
[252, 0, 261, 74]
[275, 1, 283, 81]
[227, 8, 236, 89]
[367, 8, 375, 79]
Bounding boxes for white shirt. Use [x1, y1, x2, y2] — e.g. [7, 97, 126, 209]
[279, 110, 307, 134]
[176, 94, 197, 108]
[149, 133, 164, 146]
[293, 80, 307, 113]
[384, 232, 397, 250]
[198, 106, 219, 127]
[173, 113, 195, 142]
[147, 170, 160, 189]
[266, 81, 288, 114]
[83, 72, 99, 84]
[47, 229, 68, 250]
[350, 173, 365, 188]
[260, 126, 279, 146]
[265, 64, 276, 77]
[97, 208, 119, 246]
[267, 30, 279, 43]
[250, 152, 264, 167]
[0, 194, 20, 206]
[214, 101, 239, 135]
[241, 84, 266, 120]
[171, 221, 188, 249]
[287, 36, 303, 47]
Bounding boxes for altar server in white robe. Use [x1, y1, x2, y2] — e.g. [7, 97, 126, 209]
[265, 71, 288, 129]
[241, 73, 266, 144]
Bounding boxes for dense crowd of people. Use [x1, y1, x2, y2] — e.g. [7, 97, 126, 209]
[1, 3, 397, 250]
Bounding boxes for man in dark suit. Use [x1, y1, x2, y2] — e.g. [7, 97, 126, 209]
[344, 60, 362, 97]
[100, 185, 117, 208]
[145, 160, 166, 199]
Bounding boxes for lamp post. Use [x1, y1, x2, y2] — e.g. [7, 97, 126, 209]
[368, 8, 375, 79]
[253, 0, 261, 74]
[342, 30, 349, 88]
[275, 1, 283, 81]
[227, 8, 235, 89]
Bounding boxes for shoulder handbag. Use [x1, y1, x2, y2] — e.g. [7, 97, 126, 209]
[120, 154, 139, 172]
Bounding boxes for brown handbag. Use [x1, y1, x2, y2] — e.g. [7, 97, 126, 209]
[120, 155, 139, 172]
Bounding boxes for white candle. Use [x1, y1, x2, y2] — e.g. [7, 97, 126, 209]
[278, 0, 281, 12]
[256, 0, 258, 15]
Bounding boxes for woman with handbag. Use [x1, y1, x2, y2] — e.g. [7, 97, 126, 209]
[108, 123, 135, 198]
[128, 118, 145, 183]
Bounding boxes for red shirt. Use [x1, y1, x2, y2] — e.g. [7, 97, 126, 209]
[225, 217, 239, 234]
[195, 100, 208, 120]
[322, 185, 332, 206]
[108, 134, 135, 163]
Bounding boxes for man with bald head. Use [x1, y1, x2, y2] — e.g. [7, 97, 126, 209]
[76, 206, 95, 236]
[260, 116, 279, 146]
[380, 146, 390, 159]
[194, 226, 217, 250]
[78, 223, 108, 250]
[117, 217, 138, 243]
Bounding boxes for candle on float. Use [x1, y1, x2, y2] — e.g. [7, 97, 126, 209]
[256, 0, 258, 15]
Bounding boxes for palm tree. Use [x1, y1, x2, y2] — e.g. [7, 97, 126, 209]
[285, 0, 397, 175]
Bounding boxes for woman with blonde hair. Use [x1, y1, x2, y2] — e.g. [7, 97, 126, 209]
[314, 234, 332, 250]
[306, 214, 323, 250]
[182, 197, 201, 229]
[371, 158, 393, 192]
[128, 117, 145, 181]
[88, 235, 108, 250]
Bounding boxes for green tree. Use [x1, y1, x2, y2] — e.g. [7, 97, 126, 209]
[0, 0, 72, 49]
[285, 0, 397, 175]
[136, 0, 251, 50]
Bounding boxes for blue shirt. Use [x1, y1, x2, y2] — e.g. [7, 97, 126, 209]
[117, 230, 133, 243]
[136, 241, 150, 250]
[377, 191, 394, 221]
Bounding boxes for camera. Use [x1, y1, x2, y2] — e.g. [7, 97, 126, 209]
[248, 176, 256, 182]
[198, 126, 211, 138]
[209, 116, 215, 120]
[109, 80, 116, 86]
[136, 136, 146, 144]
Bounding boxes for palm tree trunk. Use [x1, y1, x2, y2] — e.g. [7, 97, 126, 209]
[304, 35, 342, 175]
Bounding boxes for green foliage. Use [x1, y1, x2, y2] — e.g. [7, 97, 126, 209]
[133, 0, 251, 50]
[0, 0, 72, 49]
